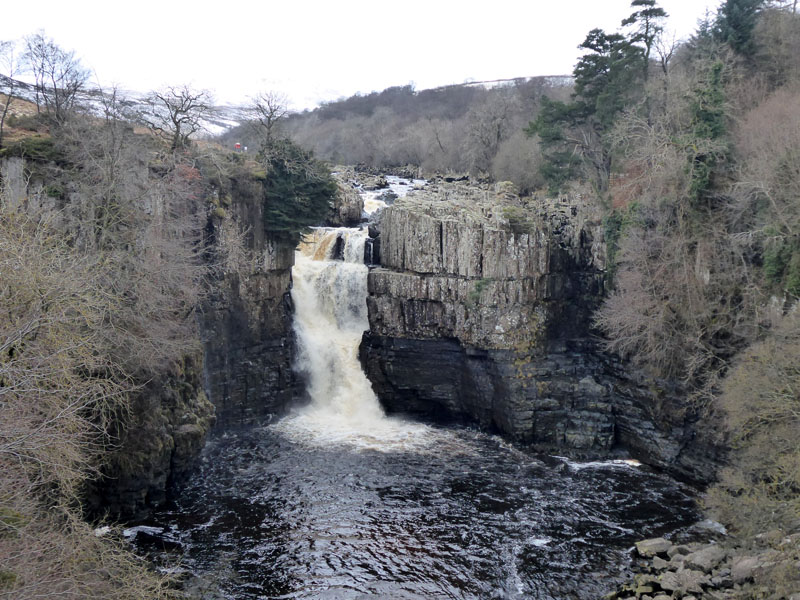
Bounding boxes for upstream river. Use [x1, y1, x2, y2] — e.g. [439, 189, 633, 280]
[129, 177, 698, 599]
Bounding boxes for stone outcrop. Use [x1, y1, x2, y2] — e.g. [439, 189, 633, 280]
[360, 180, 720, 480]
[1, 155, 218, 518]
[88, 354, 214, 519]
[328, 169, 365, 226]
[202, 176, 299, 426]
[609, 533, 800, 600]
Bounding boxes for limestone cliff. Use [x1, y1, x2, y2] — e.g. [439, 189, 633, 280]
[328, 169, 365, 226]
[361, 180, 720, 481]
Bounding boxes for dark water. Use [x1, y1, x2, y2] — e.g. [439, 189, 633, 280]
[131, 425, 697, 600]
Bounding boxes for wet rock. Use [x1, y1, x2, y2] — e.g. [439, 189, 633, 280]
[637, 538, 673, 557]
[329, 173, 364, 226]
[361, 174, 389, 190]
[377, 189, 398, 205]
[202, 180, 299, 426]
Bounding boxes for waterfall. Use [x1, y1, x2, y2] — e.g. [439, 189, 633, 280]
[274, 226, 431, 450]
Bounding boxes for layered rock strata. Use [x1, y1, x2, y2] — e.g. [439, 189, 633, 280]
[202, 178, 298, 426]
[361, 181, 718, 480]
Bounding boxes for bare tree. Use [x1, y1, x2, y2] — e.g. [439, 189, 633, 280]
[249, 90, 289, 149]
[23, 31, 88, 124]
[464, 90, 519, 173]
[0, 39, 27, 148]
[767, 0, 797, 12]
[141, 85, 215, 151]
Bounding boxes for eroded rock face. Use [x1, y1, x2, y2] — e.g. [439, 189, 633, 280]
[202, 182, 299, 426]
[368, 182, 604, 348]
[88, 354, 214, 519]
[360, 180, 720, 479]
[328, 170, 365, 226]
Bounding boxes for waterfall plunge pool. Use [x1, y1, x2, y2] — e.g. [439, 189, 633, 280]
[129, 215, 700, 599]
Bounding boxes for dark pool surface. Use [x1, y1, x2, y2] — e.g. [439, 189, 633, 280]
[130, 425, 698, 599]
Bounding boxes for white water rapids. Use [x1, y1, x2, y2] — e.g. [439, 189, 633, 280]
[273, 225, 436, 451]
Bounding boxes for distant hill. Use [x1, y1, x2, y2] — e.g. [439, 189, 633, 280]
[1, 74, 246, 137]
[221, 76, 573, 194]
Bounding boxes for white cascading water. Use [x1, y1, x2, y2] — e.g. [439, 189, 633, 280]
[273, 225, 436, 451]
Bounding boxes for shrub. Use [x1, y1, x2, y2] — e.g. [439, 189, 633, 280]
[706, 312, 800, 538]
[0, 210, 176, 599]
[0, 136, 65, 163]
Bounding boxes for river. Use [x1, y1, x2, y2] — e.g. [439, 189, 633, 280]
[129, 177, 698, 599]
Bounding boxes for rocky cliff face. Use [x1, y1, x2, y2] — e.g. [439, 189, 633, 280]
[202, 176, 299, 426]
[1, 155, 218, 518]
[328, 170, 365, 226]
[361, 180, 720, 481]
[88, 354, 215, 518]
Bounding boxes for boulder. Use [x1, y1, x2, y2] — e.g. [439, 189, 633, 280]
[685, 544, 726, 573]
[652, 556, 671, 570]
[636, 538, 674, 557]
[659, 569, 710, 594]
[731, 556, 761, 584]
[329, 174, 364, 226]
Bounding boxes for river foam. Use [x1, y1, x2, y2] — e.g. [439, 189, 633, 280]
[273, 226, 441, 452]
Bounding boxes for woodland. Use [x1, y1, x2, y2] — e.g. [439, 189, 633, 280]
[1, 0, 799, 597]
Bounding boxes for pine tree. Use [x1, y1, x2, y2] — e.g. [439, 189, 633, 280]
[259, 138, 337, 244]
[621, 0, 669, 81]
[527, 28, 642, 193]
[714, 0, 765, 56]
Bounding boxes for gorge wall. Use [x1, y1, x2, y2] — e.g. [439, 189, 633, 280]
[201, 181, 297, 427]
[361, 179, 721, 482]
[201, 170, 365, 426]
[0, 155, 216, 518]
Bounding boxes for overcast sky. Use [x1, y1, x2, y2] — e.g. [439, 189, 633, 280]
[2, 0, 719, 110]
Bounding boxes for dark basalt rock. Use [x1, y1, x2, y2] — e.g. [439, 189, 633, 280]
[201, 190, 299, 427]
[360, 180, 723, 482]
[202, 274, 298, 427]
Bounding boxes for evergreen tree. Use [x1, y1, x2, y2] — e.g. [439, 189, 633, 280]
[686, 60, 729, 202]
[259, 138, 337, 244]
[713, 0, 765, 56]
[621, 0, 669, 81]
[527, 28, 642, 194]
